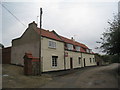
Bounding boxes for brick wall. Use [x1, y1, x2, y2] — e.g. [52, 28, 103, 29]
[2, 47, 11, 64]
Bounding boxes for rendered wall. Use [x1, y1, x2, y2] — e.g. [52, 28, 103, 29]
[82, 53, 96, 66]
[41, 38, 64, 72]
[65, 50, 96, 69]
[65, 51, 82, 69]
[11, 26, 39, 66]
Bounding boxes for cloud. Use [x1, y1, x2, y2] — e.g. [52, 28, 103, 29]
[2, 1, 118, 54]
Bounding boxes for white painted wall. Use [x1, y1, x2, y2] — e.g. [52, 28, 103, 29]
[82, 53, 96, 67]
[41, 38, 64, 72]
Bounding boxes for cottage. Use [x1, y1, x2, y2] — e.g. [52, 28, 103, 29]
[11, 21, 96, 72]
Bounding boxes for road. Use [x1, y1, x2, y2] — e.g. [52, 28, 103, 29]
[41, 63, 119, 88]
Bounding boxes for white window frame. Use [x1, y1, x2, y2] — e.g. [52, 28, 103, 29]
[90, 49, 92, 53]
[76, 46, 80, 51]
[67, 44, 73, 50]
[52, 56, 58, 67]
[86, 49, 90, 53]
[48, 41, 56, 49]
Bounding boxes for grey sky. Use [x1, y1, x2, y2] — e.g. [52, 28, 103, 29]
[0, 0, 119, 54]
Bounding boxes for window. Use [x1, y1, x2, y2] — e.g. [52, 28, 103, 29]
[93, 58, 96, 62]
[76, 46, 80, 51]
[67, 44, 73, 50]
[52, 56, 58, 67]
[86, 49, 90, 53]
[49, 41, 56, 48]
[93, 58, 95, 62]
[90, 58, 92, 63]
[90, 49, 92, 53]
[78, 57, 81, 64]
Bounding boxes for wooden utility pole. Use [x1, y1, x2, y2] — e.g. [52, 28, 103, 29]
[39, 8, 42, 76]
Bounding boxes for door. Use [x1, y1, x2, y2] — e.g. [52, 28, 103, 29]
[83, 58, 86, 67]
[97, 62, 99, 66]
[70, 57, 73, 69]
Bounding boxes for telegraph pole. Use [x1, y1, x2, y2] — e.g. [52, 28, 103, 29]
[39, 8, 42, 76]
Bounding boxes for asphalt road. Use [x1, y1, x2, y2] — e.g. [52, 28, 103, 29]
[41, 63, 119, 88]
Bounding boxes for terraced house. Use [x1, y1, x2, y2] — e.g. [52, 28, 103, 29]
[11, 21, 96, 72]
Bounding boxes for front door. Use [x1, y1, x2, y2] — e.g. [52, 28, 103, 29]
[83, 58, 86, 67]
[70, 57, 73, 69]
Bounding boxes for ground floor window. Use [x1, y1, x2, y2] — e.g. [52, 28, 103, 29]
[52, 56, 58, 67]
[90, 58, 92, 63]
[93, 58, 95, 62]
[78, 57, 81, 64]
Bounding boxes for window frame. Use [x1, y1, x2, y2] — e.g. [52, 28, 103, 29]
[67, 43, 73, 50]
[90, 58, 92, 63]
[76, 46, 80, 51]
[48, 41, 56, 49]
[78, 57, 81, 64]
[52, 56, 58, 67]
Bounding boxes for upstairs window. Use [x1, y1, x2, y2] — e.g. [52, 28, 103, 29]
[67, 44, 73, 50]
[49, 41, 56, 48]
[86, 49, 90, 53]
[76, 46, 80, 51]
[90, 49, 92, 53]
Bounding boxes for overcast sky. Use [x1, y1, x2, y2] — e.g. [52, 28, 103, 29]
[0, 0, 119, 54]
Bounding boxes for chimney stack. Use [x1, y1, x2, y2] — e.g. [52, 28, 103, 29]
[28, 21, 37, 30]
[71, 37, 75, 41]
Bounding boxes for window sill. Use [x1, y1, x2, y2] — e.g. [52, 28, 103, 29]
[51, 66, 58, 68]
[48, 47, 56, 49]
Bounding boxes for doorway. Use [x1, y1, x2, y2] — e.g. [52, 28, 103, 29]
[83, 58, 86, 67]
[70, 57, 73, 69]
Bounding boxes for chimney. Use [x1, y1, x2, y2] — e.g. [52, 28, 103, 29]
[28, 21, 37, 30]
[71, 37, 75, 41]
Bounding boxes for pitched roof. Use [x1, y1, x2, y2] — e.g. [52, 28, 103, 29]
[60, 36, 89, 49]
[35, 28, 90, 53]
[30, 21, 90, 52]
[35, 28, 62, 41]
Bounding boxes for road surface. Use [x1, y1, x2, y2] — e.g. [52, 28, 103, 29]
[41, 63, 119, 88]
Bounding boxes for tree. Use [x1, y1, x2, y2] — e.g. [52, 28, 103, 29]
[98, 14, 120, 62]
[0, 43, 4, 49]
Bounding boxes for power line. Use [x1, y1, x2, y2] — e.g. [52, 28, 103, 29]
[1, 3, 27, 27]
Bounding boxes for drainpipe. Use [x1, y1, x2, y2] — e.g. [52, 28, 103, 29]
[81, 52, 83, 67]
[64, 43, 66, 70]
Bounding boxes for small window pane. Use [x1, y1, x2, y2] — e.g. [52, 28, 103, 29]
[49, 41, 56, 48]
[52, 56, 58, 67]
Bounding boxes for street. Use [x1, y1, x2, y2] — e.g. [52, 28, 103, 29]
[41, 63, 119, 88]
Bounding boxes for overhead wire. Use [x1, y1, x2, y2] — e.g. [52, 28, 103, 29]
[0, 3, 27, 27]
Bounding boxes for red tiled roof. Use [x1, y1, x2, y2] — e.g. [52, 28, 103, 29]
[60, 36, 89, 49]
[35, 28, 92, 53]
[80, 47, 86, 52]
[35, 28, 62, 41]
